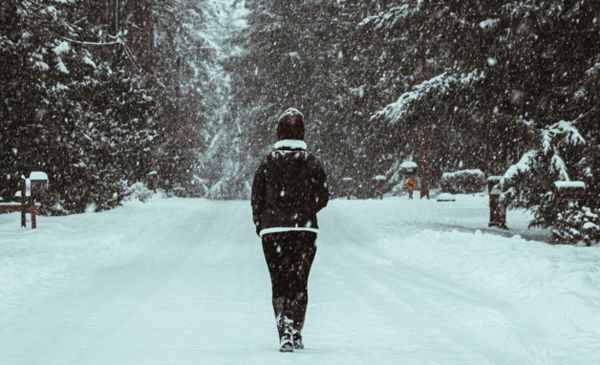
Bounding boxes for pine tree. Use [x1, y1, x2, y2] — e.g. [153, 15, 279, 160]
[373, 0, 600, 233]
[1, 0, 159, 213]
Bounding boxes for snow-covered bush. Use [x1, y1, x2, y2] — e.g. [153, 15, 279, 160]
[552, 207, 600, 246]
[440, 169, 485, 195]
[125, 182, 154, 203]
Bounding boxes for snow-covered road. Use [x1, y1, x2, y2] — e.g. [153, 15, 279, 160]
[1, 197, 599, 364]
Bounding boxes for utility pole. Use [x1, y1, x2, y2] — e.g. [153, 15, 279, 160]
[417, 34, 430, 200]
[115, 0, 119, 34]
[148, 0, 157, 191]
[148, 0, 155, 89]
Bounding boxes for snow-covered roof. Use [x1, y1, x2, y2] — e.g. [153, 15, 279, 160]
[554, 181, 585, 189]
[30, 171, 48, 180]
[373, 175, 386, 180]
[401, 161, 417, 168]
[442, 169, 483, 178]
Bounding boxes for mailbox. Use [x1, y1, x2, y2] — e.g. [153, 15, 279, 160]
[487, 176, 503, 194]
[554, 181, 586, 200]
[487, 175, 507, 229]
[400, 161, 418, 175]
[372, 175, 387, 200]
[555, 181, 585, 210]
[30, 171, 49, 198]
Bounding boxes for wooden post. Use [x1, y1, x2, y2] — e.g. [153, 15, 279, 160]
[417, 35, 430, 200]
[405, 175, 417, 200]
[150, 160, 157, 193]
[30, 200, 36, 229]
[20, 176, 26, 228]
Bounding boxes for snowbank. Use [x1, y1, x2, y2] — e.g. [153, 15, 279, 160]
[0, 200, 154, 322]
[379, 229, 600, 338]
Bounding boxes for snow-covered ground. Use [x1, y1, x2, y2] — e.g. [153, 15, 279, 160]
[1, 195, 599, 364]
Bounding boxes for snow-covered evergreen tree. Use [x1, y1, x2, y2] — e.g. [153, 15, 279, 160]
[1, 0, 159, 213]
[373, 0, 600, 237]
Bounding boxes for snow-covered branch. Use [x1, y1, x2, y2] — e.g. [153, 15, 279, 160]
[374, 70, 482, 124]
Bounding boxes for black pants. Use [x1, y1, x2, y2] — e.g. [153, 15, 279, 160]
[262, 231, 317, 340]
[262, 231, 317, 304]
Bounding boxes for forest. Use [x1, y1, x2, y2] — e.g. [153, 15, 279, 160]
[1, 0, 599, 242]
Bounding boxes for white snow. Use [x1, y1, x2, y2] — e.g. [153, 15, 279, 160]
[502, 149, 538, 184]
[1, 195, 599, 364]
[53, 41, 70, 55]
[29, 171, 48, 180]
[34, 61, 49, 71]
[82, 56, 97, 69]
[442, 169, 483, 178]
[55, 58, 69, 74]
[400, 161, 417, 169]
[479, 19, 499, 29]
[555, 181, 586, 189]
[551, 153, 570, 181]
[377, 71, 481, 124]
[436, 192, 456, 202]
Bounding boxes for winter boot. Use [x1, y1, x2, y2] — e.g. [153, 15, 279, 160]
[273, 297, 294, 352]
[290, 303, 307, 350]
[277, 315, 294, 352]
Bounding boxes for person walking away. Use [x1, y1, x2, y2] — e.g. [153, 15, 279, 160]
[251, 108, 329, 352]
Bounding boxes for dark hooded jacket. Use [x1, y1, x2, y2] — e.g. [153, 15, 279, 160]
[251, 140, 329, 236]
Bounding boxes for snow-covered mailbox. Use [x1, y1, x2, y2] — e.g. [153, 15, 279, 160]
[487, 176, 507, 229]
[400, 161, 418, 175]
[30, 171, 49, 198]
[555, 181, 586, 210]
[147, 170, 158, 193]
[20, 172, 48, 229]
[372, 175, 387, 200]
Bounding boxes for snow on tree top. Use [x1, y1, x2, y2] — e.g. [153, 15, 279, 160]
[554, 181, 586, 189]
[400, 161, 417, 168]
[53, 41, 70, 55]
[487, 176, 504, 181]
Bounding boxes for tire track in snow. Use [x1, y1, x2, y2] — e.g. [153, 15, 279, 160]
[314, 204, 558, 364]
